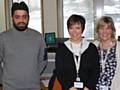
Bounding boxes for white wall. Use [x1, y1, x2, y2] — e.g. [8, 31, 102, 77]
[43, 0, 58, 37]
[0, 0, 6, 32]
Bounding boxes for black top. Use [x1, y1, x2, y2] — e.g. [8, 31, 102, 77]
[55, 42, 100, 90]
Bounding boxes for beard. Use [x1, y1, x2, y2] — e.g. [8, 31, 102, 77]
[13, 22, 28, 31]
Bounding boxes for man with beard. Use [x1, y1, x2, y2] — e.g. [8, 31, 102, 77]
[0, 1, 47, 90]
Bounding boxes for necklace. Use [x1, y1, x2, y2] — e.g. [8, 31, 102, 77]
[100, 41, 113, 73]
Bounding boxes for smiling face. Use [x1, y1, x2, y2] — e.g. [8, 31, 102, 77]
[68, 23, 82, 43]
[98, 24, 113, 42]
[67, 14, 85, 43]
[96, 16, 116, 42]
[12, 10, 29, 31]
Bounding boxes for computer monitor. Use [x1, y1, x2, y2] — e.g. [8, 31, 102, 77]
[45, 32, 56, 46]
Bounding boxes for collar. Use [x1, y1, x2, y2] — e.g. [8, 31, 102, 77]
[64, 38, 90, 54]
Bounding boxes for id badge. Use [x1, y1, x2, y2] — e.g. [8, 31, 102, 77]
[100, 85, 109, 90]
[74, 81, 83, 88]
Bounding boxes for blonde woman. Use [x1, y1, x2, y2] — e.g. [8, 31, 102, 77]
[94, 16, 120, 90]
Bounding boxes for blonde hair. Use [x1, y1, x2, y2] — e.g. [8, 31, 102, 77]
[95, 16, 116, 42]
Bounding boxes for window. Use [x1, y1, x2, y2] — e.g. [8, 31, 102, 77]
[104, 0, 120, 38]
[59, 0, 120, 39]
[13, 0, 43, 33]
[62, 0, 94, 39]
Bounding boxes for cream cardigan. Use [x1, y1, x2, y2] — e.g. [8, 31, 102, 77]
[93, 41, 120, 90]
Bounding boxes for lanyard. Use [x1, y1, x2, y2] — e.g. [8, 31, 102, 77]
[73, 54, 81, 81]
[100, 48, 110, 73]
[70, 42, 82, 81]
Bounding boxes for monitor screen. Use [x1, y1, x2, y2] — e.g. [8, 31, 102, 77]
[45, 32, 56, 45]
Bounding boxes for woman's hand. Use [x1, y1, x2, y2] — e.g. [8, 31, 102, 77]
[69, 86, 89, 90]
[69, 87, 78, 90]
[83, 87, 89, 90]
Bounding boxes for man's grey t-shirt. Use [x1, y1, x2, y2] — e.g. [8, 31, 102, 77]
[0, 28, 47, 90]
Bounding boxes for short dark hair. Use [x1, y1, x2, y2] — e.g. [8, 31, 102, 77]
[67, 14, 86, 32]
[11, 1, 29, 17]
